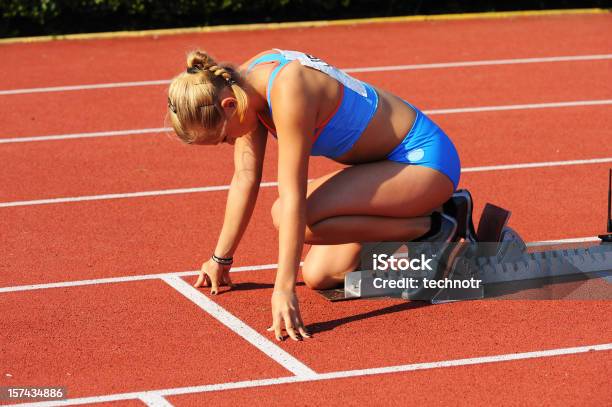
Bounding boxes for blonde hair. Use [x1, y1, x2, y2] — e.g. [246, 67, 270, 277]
[167, 50, 248, 144]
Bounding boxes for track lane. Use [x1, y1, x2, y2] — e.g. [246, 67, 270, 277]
[390, 60, 612, 108]
[1, 164, 610, 287]
[166, 351, 612, 406]
[2, 61, 610, 138]
[2, 11, 611, 406]
[0, 280, 291, 401]
[0, 13, 610, 89]
[1, 106, 611, 202]
[191, 270, 612, 373]
[1, 11, 610, 402]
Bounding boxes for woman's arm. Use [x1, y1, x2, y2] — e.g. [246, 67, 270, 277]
[268, 64, 316, 340]
[214, 123, 268, 257]
[194, 124, 268, 292]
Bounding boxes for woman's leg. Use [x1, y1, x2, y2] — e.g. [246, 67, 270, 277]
[301, 243, 363, 290]
[271, 161, 454, 289]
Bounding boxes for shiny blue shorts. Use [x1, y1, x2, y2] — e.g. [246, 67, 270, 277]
[386, 101, 461, 190]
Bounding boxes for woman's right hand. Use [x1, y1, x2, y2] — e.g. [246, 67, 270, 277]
[194, 258, 235, 294]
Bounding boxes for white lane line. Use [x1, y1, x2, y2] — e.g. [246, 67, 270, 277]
[0, 127, 170, 143]
[0, 234, 602, 294]
[11, 343, 612, 406]
[0, 263, 281, 293]
[2, 98, 611, 144]
[526, 237, 600, 247]
[2, 157, 611, 208]
[161, 275, 317, 378]
[460, 157, 612, 173]
[2, 54, 611, 96]
[314, 343, 612, 380]
[345, 54, 612, 73]
[0, 80, 171, 95]
[426, 99, 612, 115]
[0, 182, 275, 207]
[140, 394, 175, 407]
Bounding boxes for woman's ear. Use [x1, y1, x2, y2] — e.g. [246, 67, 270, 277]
[221, 97, 237, 109]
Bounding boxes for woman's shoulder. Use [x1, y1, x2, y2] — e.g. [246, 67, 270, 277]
[239, 49, 281, 71]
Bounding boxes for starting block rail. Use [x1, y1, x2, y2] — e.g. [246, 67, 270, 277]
[430, 241, 612, 303]
[479, 244, 612, 284]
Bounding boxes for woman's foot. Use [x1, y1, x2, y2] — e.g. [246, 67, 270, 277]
[443, 189, 477, 242]
[402, 212, 459, 300]
[413, 212, 458, 243]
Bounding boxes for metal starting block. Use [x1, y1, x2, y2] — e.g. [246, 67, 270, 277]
[317, 193, 612, 303]
[431, 240, 612, 303]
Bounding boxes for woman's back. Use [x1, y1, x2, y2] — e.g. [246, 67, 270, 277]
[241, 49, 418, 164]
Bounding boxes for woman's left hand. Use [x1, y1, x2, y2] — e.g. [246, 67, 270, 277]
[267, 290, 311, 341]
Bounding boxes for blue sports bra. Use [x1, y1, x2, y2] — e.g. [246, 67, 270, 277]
[246, 49, 379, 158]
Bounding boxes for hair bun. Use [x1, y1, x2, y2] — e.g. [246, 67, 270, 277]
[187, 50, 215, 70]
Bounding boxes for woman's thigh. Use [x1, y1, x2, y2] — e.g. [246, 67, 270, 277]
[272, 161, 454, 227]
[296, 161, 454, 289]
[304, 161, 454, 223]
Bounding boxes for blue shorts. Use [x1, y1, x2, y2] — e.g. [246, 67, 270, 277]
[386, 101, 461, 190]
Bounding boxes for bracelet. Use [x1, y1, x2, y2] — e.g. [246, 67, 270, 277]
[212, 254, 233, 265]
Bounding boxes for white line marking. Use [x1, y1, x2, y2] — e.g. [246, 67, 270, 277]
[0, 80, 171, 95]
[10, 343, 612, 406]
[0, 263, 281, 293]
[0, 182, 275, 207]
[426, 99, 612, 115]
[344, 54, 612, 73]
[460, 157, 612, 173]
[161, 275, 317, 378]
[2, 98, 611, 144]
[314, 343, 612, 380]
[1, 54, 610, 96]
[140, 394, 175, 407]
[0, 127, 170, 143]
[2, 157, 611, 208]
[526, 237, 600, 247]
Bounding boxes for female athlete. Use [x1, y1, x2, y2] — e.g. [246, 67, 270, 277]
[167, 49, 461, 342]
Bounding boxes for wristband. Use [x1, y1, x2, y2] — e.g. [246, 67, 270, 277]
[212, 254, 233, 265]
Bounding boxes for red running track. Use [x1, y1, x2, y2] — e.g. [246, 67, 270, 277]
[0, 11, 611, 406]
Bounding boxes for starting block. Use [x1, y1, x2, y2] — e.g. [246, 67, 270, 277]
[318, 182, 612, 303]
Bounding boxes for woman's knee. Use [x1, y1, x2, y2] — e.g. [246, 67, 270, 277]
[301, 261, 337, 290]
[301, 244, 361, 290]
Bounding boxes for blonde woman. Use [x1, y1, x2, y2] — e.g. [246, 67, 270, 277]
[167, 49, 461, 342]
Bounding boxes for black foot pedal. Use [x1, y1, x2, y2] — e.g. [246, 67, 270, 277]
[477, 203, 511, 242]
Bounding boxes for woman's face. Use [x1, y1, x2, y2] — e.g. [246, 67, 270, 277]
[190, 95, 258, 146]
[200, 88, 259, 145]
[216, 94, 259, 145]
[222, 106, 258, 146]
